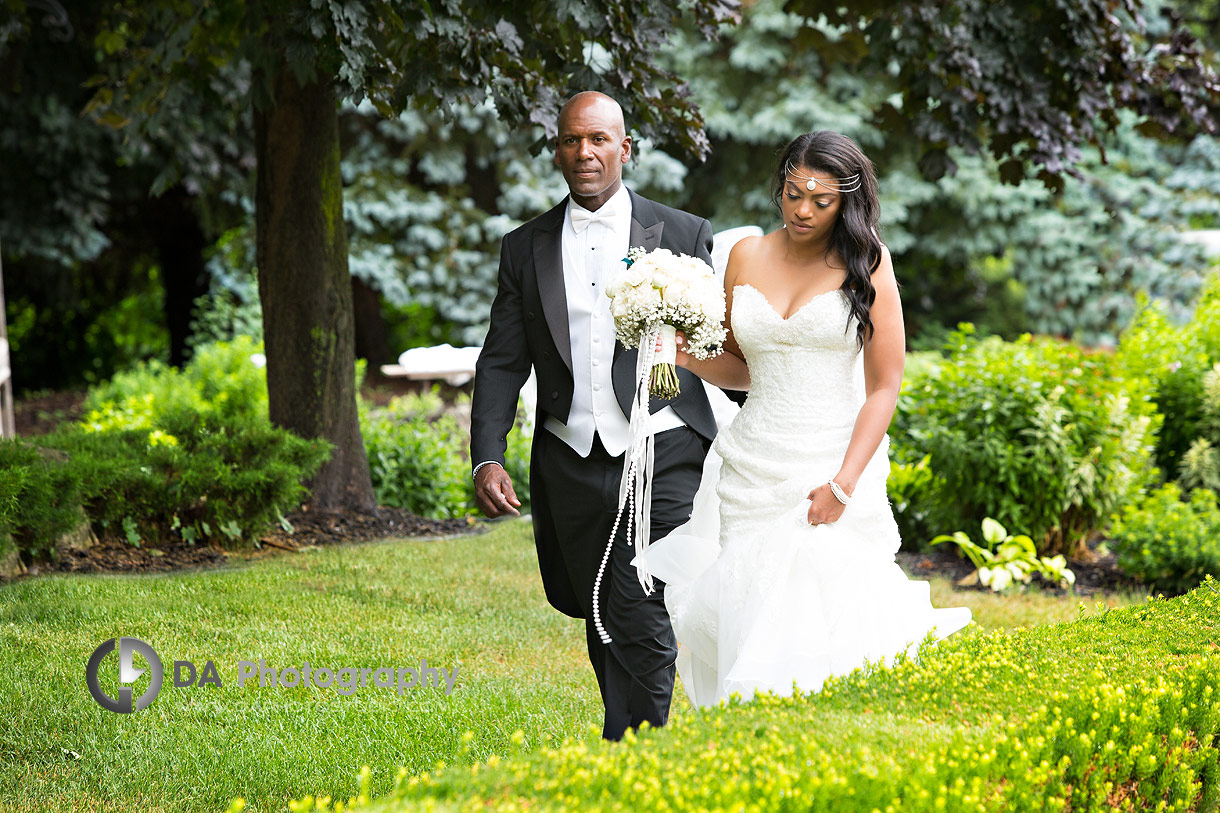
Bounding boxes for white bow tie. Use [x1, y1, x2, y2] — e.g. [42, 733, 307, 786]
[570, 206, 615, 233]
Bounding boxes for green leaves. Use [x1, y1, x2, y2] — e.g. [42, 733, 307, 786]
[887, 454, 939, 551]
[0, 440, 88, 560]
[94, 28, 127, 55]
[121, 515, 142, 547]
[782, 0, 1220, 185]
[360, 386, 532, 519]
[81, 0, 741, 162]
[362, 397, 475, 520]
[1116, 275, 1220, 476]
[980, 516, 1007, 546]
[12, 337, 333, 551]
[931, 516, 1077, 592]
[893, 326, 1160, 556]
[1110, 482, 1220, 595]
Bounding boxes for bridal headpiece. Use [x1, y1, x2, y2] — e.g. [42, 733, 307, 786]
[784, 162, 862, 193]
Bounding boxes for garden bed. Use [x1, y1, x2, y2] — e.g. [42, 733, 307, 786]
[39, 506, 481, 577]
[895, 535, 1142, 598]
[12, 388, 87, 436]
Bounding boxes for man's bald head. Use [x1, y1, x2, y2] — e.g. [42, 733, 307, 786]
[553, 91, 631, 211]
[557, 92, 626, 139]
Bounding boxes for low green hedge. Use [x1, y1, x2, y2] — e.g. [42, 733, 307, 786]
[0, 338, 329, 558]
[269, 579, 1220, 812]
[1109, 483, 1220, 595]
[41, 417, 329, 547]
[363, 388, 532, 519]
[0, 440, 85, 559]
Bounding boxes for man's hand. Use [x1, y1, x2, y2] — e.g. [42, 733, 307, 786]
[475, 464, 522, 518]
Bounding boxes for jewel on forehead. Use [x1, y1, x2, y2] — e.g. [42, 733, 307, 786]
[785, 161, 863, 193]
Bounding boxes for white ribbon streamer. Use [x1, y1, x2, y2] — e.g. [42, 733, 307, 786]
[592, 322, 662, 645]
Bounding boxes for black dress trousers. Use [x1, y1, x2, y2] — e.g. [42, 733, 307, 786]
[530, 424, 707, 740]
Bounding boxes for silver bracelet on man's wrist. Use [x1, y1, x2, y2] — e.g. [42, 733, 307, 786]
[472, 460, 503, 480]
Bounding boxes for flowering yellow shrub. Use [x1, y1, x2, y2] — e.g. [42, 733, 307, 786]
[278, 579, 1220, 812]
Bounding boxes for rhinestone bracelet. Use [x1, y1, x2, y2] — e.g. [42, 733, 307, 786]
[827, 479, 850, 505]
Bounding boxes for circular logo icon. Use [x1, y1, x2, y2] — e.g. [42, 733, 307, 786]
[86, 637, 164, 713]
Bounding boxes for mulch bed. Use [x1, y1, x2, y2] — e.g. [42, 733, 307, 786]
[51, 533, 230, 575]
[11, 384, 484, 578]
[43, 506, 483, 577]
[49, 510, 1140, 598]
[896, 536, 1143, 597]
[13, 389, 89, 436]
[256, 505, 479, 551]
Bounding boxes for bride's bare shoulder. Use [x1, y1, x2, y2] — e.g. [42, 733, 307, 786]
[725, 230, 779, 286]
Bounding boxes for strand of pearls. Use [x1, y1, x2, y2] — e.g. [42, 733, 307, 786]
[592, 456, 636, 645]
[592, 323, 661, 646]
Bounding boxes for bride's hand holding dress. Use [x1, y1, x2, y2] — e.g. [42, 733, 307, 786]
[802, 240, 903, 527]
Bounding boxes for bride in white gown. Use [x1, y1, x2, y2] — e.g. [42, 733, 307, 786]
[638, 132, 972, 708]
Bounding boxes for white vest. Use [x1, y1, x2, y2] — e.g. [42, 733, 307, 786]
[543, 187, 683, 457]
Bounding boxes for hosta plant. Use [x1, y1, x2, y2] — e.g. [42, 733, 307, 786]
[932, 517, 1076, 592]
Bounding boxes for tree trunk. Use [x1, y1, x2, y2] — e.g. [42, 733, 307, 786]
[351, 276, 391, 367]
[254, 68, 375, 512]
[152, 188, 209, 368]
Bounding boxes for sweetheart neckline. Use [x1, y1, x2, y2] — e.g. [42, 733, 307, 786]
[734, 283, 845, 322]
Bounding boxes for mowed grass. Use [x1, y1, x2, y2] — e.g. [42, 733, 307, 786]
[0, 520, 598, 812]
[0, 521, 1146, 812]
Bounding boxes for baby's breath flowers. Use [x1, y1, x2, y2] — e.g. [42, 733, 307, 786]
[605, 247, 727, 398]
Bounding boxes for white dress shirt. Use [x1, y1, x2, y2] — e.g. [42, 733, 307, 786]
[543, 186, 683, 457]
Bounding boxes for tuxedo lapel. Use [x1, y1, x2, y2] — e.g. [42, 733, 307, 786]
[615, 191, 668, 411]
[532, 204, 573, 373]
[628, 189, 663, 253]
[616, 190, 662, 368]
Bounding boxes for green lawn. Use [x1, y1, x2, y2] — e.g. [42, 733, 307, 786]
[0, 521, 1146, 812]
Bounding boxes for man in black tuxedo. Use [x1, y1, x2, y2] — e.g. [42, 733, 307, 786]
[469, 91, 718, 741]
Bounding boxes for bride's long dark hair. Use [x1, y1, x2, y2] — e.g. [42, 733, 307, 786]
[770, 131, 883, 349]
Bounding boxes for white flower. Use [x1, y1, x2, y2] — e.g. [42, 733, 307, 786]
[622, 262, 650, 288]
[604, 248, 726, 359]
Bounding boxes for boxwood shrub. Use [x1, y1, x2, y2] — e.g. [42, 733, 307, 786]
[272, 580, 1220, 812]
[41, 417, 329, 547]
[0, 440, 85, 559]
[1109, 482, 1220, 595]
[0, 337, 329, 556]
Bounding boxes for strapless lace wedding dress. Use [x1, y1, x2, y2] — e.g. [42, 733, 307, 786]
[638, 283, 972, 708]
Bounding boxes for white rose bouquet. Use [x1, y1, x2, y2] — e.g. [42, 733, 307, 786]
[605, 246, 727, 398]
